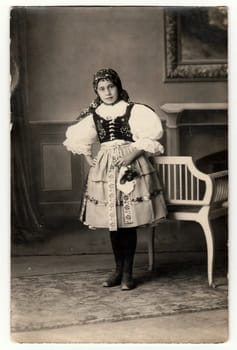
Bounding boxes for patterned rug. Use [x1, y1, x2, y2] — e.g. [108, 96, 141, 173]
[11, 264, 228, 332]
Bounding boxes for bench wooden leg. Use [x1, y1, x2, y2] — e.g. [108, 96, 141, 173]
[148, 227, 156, 271]
[198, 207, 215, 288]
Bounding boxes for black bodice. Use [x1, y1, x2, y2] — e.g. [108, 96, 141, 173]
[93, 103, 134, 143]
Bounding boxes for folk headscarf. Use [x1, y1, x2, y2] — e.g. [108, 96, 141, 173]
[77, 68, 130, 121]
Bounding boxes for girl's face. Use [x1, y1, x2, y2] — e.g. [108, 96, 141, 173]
[96, 79, 119, 105]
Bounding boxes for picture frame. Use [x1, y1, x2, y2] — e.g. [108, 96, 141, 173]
[164, 7, 228, 82]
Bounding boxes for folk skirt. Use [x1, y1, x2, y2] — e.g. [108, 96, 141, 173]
[80, 141, 167, 231]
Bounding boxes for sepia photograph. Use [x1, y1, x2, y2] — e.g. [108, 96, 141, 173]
[9, 3, 229, 345]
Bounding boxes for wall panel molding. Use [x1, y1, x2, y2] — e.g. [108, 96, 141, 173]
[29, 122, 87, 220]
[41, 143, 72, 191]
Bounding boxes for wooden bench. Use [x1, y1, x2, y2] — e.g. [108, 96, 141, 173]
[147, 156, 228, 288]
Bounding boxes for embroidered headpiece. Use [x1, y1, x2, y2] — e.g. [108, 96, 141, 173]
[93, 68, 122, 93]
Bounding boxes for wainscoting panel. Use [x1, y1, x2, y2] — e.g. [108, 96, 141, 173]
[29, 122, 87, 221]
[41, 143, 72, 191]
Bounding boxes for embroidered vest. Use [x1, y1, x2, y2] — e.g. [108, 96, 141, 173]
[93, 103, 134, 143]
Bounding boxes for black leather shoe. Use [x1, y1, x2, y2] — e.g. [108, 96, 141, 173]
[102, 272, 122, 287]
[121, 273, 136, 290]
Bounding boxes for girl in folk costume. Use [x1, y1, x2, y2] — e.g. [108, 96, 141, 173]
[63, 68, 167, 290]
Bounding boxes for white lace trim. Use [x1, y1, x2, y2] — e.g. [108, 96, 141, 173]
[133, 138, 164, 154]
[63, 140, 92, 156]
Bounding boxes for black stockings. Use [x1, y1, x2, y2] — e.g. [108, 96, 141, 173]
[110, 228, 137, 254]
[109, 228, 137, 274]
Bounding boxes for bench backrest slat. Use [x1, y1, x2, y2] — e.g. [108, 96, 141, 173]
[153, 156, 213, 205]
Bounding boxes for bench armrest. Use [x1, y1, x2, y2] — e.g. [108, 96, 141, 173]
[209, 170, 228, 204]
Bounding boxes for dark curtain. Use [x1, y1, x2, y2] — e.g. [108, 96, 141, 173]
[11, 9, 46, 244]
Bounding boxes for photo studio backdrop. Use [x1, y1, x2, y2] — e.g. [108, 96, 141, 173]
[11, 7, 227, 253]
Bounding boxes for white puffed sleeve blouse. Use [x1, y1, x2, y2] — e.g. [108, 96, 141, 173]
[129, 104, 164, 154]
[63, 102, 164, 156]
[63, 115, 97, 156]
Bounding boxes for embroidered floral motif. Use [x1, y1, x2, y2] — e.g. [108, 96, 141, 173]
[120, 125, 132, 139]
[96, 120, 106, 140]
[85, 190, 162, 206]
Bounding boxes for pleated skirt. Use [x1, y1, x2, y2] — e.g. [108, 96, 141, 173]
[80, 142, 167, 230]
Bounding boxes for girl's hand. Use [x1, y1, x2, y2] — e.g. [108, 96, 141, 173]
[85, 155, 97, 167]
[115, 149, 144, 167]
[115, 153, 134, 167]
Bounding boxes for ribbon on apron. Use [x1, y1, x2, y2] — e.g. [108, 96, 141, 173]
[103, 141, 136, 230]
[107, 147, 119, 231]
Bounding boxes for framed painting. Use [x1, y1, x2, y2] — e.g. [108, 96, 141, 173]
[164, 7, 228, 81]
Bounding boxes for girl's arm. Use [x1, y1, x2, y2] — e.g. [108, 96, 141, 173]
[128, 104, 164, 155]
